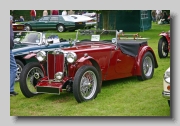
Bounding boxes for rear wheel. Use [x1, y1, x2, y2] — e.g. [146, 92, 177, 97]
[25, 24, 32, 31]
[57, 24, 65, 32]
[158, 37, 168, 58]
[19, 62, 44, 98]
[137, 52, 155, 81]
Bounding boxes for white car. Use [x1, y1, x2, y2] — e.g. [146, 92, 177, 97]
[162, 67, 170, 107]
[70, 15, 96, 29]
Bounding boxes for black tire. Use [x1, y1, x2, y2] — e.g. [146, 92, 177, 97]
[19, 62, 44, 98]
[73, 65, 100, 103]
[158, 37, 168, 58]
[25, 24, 32, 31]
[137, 52, 155, 81]
[168, 100, 170, 107]
[57, 24, 65, 32]
[15, 59, 24, 82]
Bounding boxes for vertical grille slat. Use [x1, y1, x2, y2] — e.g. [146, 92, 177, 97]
[47, 52, 64, 79]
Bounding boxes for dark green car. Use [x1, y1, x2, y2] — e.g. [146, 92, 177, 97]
[20, 15, 86, 32]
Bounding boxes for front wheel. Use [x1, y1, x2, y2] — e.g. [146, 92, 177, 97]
[137, 52, 155, 81]
[158, 37, 168, 58]
[73, 65, 100, 103]
[19, 62, 44, 98]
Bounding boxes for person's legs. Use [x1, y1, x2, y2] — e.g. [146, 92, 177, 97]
[31, 16, 35, 21]
[10, 50, 17, 94]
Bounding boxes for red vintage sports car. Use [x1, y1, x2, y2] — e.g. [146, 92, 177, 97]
[19, 30, 158, 103]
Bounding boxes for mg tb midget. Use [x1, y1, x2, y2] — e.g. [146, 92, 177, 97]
[19, 30, 158, 103]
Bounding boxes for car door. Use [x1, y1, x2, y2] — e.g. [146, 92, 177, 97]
[115, 50, 135, 75]
[35, 16, 50, 30]
[48, 16, 59, 29]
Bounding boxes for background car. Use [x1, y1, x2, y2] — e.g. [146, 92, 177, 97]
[82, 12, 96, 18]
[70, 15, 96, 29]
[20, 15, 86, 32]
[158, 30, 170, 58]
[162, 67, 170, 107]
[12, 23, 25, 31]
[13, 31, 74, 81]
[19, 30, 158, 103]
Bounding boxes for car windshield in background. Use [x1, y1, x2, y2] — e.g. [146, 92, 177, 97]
[76, 30, 117, 43]
[13, 32, 41, 43]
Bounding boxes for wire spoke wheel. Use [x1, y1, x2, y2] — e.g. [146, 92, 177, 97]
[80, 71, 97, 99]
[143, 56, 153, 77]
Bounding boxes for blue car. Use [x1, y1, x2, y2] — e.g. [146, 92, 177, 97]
[13, 31, 73, 81]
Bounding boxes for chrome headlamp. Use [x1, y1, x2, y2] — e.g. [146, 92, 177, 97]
[36, 51, 46, 62]
[54, 72, 63, 80]
[66, 52, 77, 63]
[164, 67, 170, 84]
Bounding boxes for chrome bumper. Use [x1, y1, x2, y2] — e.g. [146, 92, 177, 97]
[162, 91, 170, 99]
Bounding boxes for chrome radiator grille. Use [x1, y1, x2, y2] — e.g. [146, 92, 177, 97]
[47, 52, 64, 79]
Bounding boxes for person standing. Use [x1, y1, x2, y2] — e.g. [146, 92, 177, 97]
[68, 10, 75, 15]
[156, 10, 162, 23]
[30, 10, 36, 21]
[10, 15, 18, 96]
[161, 11, 169, 24]
[62, 10, 67, 16]
[43, 10, 48, 16]
[19, 16, 24, 22]
[52, 10, 59, 15]
[151, 10, 156, 22]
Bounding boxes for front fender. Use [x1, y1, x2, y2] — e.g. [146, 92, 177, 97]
[135, 46, 158, 75]
[77, 55, 94, 63]
[23, 52, 37, 60]
[76, 56, 102, 93]
[159, 33, 170, 43]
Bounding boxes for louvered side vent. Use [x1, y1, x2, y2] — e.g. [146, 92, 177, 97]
[47, 52, 64, 79]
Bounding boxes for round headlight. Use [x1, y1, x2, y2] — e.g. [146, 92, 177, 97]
[36, 51, 46, 62]
[54, 72, 63, 80]
[66, 52, 77, 63]
[164, 68, 170, 84]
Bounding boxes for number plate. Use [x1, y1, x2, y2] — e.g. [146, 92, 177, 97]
[17, 26, 23, 29]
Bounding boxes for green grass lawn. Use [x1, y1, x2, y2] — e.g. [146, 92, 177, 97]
[10, 22, 170, 116]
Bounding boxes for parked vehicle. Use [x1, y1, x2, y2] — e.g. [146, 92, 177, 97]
[70, 15, 96, 29]
[20, 15, 86, 32]
[82, 12, 96, 18]
[158, 30, 170, 58]
[162, 67, 170, 107]
[12, 23, 25, 31]
[19, 30, 158, 103]
[13, 31, 74, 81]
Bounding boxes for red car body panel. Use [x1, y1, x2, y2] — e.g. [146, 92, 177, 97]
[33, 41, 158, 91]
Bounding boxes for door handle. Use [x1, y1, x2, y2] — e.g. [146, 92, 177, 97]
[117, 59, 121, 62]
